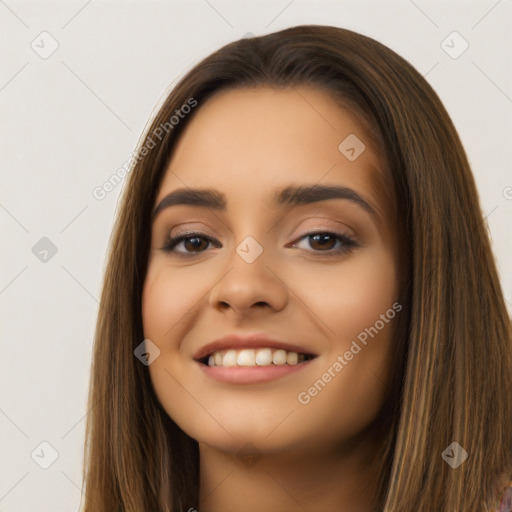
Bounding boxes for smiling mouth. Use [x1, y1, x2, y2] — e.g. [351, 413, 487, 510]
[197, 347, 317, 367]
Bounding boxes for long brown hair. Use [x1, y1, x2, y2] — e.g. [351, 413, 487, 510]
[80, 25, 512, 511]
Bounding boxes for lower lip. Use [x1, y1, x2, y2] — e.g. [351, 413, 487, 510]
[196, 360, 314, 384]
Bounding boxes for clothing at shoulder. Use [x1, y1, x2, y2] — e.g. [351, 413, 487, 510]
[496, 484, 512, 512]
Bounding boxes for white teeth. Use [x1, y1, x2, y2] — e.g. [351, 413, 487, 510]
[255, 348, 273, 365]
[237, 349, 256, 366]
[272, 349, 287, 365]
[222, 349, 237, 366]
[286, 352, 298, 365]
[204, 347, 309, 367]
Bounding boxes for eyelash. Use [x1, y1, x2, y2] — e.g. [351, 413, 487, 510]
[160, 230, 359, 258]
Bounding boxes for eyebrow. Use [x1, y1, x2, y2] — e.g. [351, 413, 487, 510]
[152, 184, 381, 224]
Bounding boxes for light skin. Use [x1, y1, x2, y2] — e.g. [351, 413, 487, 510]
[142, 86, 401, 512]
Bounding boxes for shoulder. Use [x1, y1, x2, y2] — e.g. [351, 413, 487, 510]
[495, 483, 512, 512]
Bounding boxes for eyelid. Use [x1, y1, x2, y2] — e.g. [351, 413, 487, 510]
[290, 217, 357, 239]
[166, 220, 217, 236]
[164, 219, 356, 245]
[160, 228, 360, 260]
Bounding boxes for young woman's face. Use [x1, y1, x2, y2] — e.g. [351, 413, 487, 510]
[142, 86, 401, 457]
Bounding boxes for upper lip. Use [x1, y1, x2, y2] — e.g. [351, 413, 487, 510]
[192, 333, 319, 361]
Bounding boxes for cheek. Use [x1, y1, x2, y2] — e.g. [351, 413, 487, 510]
[339, 251, 397, 339]
[141, 264, 206, 434]
[290, 246, 398, 433]
[140, 243, 399, 447]
[142, 264, 202, 341]
[298, 245, 398, 344]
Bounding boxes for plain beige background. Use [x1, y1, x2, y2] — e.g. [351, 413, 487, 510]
[1, 1, 511, 510]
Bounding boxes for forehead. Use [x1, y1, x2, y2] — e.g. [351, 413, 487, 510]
[156, 86, 393, 229]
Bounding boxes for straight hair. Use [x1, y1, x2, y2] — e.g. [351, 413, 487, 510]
[81, 25, 512, 511]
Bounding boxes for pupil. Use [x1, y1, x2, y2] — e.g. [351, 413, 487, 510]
[311, 234, 335, 250]
[185, 237, 207, 252]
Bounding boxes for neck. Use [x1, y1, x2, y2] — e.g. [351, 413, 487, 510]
[198, 431, 382, 512]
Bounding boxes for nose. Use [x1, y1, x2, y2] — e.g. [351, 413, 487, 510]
[207, 243, 289, 316]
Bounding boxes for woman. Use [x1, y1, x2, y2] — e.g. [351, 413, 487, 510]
[80, 25, 512, 511]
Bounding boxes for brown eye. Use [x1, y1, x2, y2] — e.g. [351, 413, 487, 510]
[162, 232, 220, 257]
[308, 233, 338, 251]
[181, 236, 210, 253]
[291, 231, 358, 256]
[161, 230, 358, 258]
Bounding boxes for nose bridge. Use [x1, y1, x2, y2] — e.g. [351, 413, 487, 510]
[224, 197, 274, 262]
[234, 233, 267, 266]
[208, 222, 288, 313]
